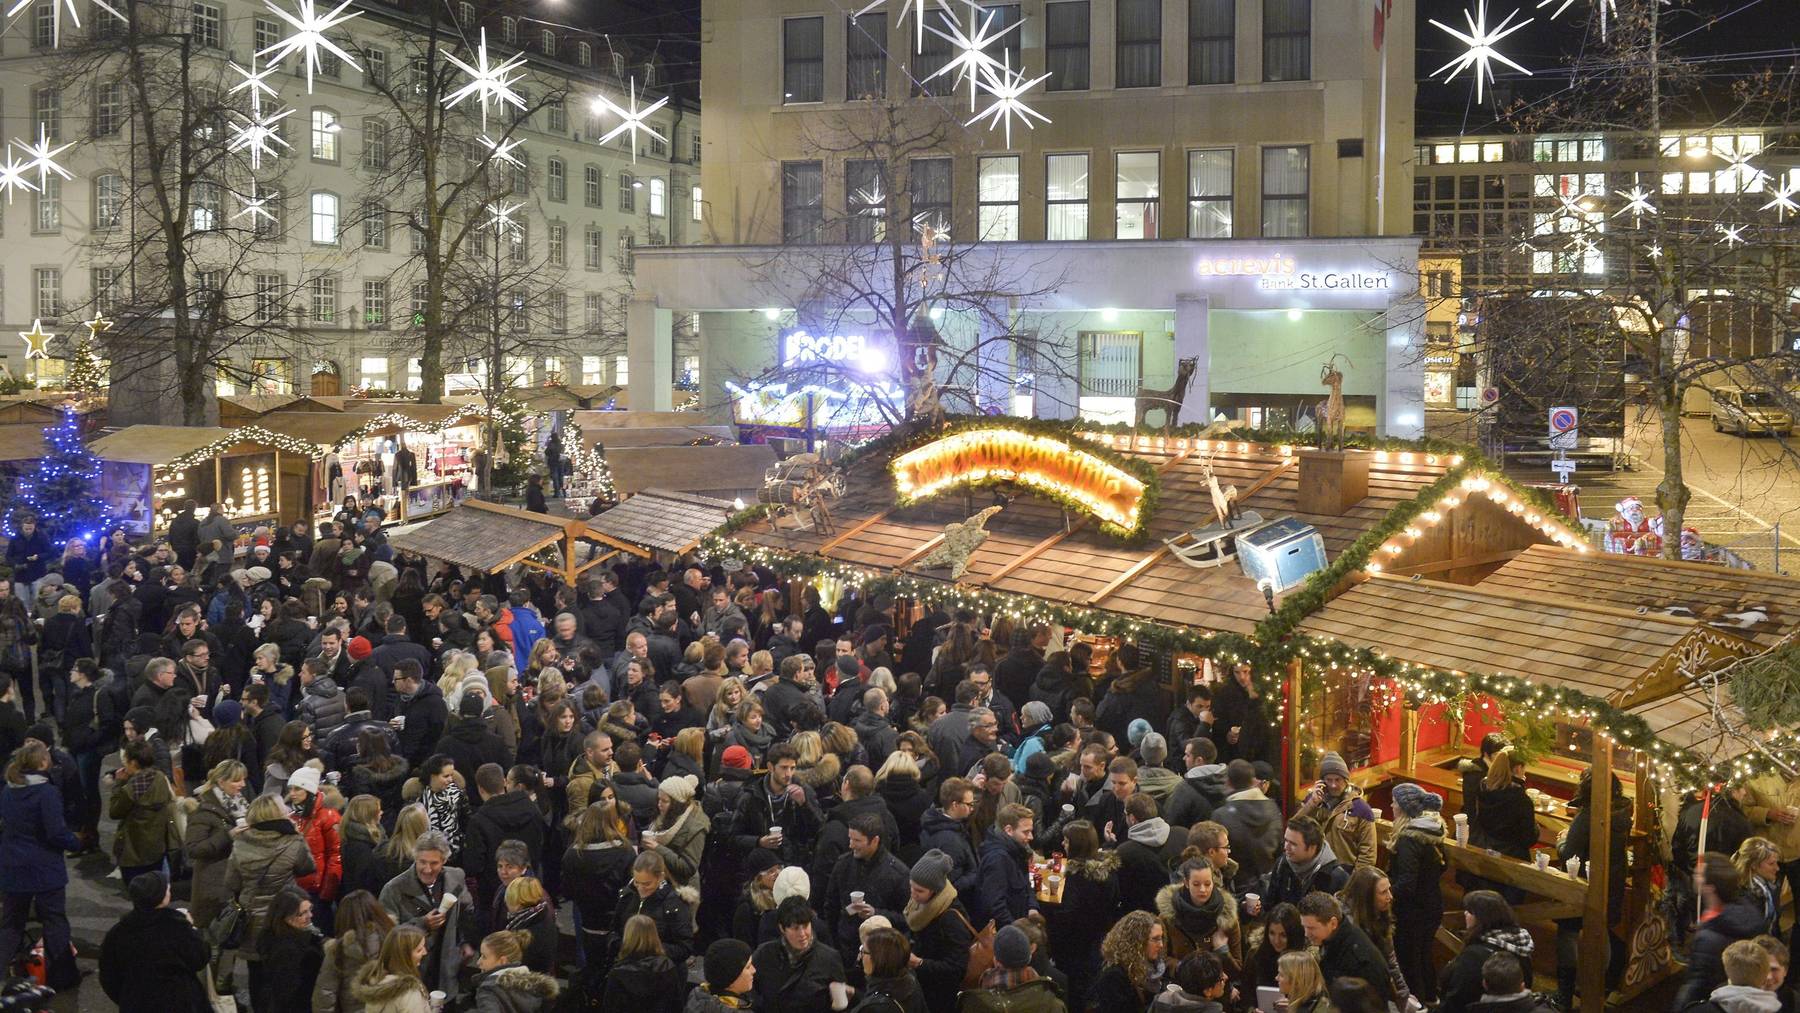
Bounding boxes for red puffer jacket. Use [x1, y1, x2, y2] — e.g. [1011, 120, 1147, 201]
[293, 805, 342, 902]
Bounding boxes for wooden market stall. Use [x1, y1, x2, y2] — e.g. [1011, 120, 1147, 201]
[604, 444, 777, 502]
[585, 489, 737, 559]
[388, 499, 648, 586]
[217, 393, 301, 427]
[256, 408, 486, 524]
[89, 425, 305, 536]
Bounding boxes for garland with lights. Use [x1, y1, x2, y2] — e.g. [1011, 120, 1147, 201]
[560, 420, 619, 504]
[157, 424, 331, 473]
[1, 406, 114, 545]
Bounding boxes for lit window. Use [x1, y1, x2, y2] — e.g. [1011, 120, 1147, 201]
[310, 192, 339, 243]
[310, 275, 338, 323]
[977, 156, 1019, 241]
[358, 356, 388, 388]
[1458, 143, 1478, 163]
[582, 355, 602, 384]
[691, 185, 704, 222]
[1115, 151, 1159, 239]
[648, 177, 666, 217]
[1482, 142, 1505, 162]
[1046, 153, 1088, 241]
[1187, 149, 1233, 238]
[614, 355, 629, 384]
[311, 109, 339, 161]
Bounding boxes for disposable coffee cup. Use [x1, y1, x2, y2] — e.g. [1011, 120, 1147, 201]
[1061, 803, 1075, 817]
[429, 991, 446, 1012]
[1368, 807, 1382, 822]
[850, 891, 865, 905]
[194, 695, 207, 709]
[391, 716, 406, 729]
[1565, 856, 1582, 877]
[1244, 892, 1260, 912]
[830, 982, 850, 1010]
[437, 893, 457, 913]
[1535, 853, 1550, 871]
[641, 830, 657, 847]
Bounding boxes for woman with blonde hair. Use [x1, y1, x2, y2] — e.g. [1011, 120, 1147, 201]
[895, 730, 941, 786]
[790, 730, 840, 795]
[707, 677, 748, 743]
[184, 758, 249, 928]
[1734, 836, 1783, 935]
[1090, 909, 1166, 1009]
[665, 726, 706, 784]
[472, 929, 561, 1009]
[1472, 748, 1538, 860]
[1278, 950, 1335, 1013]
[226, 793, 316, 1000]
[350, 924, 430, 1013]
[503, 876, 557, 973]
[747, 650, 774, 688]
[599, 915, 680, 1013]
[525, 639, 561, 685]
[875, 750, 931, 845]
[727, 698, 772, 765]
[339, 794, 387, 898]
[371, 804, 429, 887]
[485, 664, 522, 758]
[313, 888, 395, 1013]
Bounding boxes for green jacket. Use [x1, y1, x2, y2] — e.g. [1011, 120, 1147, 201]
[107, 768, 176, 867]
[955, 979, 1068, 1013]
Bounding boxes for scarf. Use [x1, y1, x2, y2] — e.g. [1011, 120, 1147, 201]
[1478, 926, 1535, 960]
[732, 721, 774, 756]
[654, 801, 695, 838]
[506, 900, 550, 931]
[211, 785, 249, 825]
[1167, 885, 1226, 936]
[904, 882, 959, 933]
[423, 784, 465, 850]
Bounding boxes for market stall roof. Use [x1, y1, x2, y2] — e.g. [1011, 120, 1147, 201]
[255, 412, 387, 447]
[255, 395, 348, 414]
[447, 386, 623, 412]
[579, 425, 736, 450]
[1297, 573, 1761, 708]
[217, 394, 300, 424]
[1482, 544, 1800, 646]
[572, 409, 717, 430]
[731, 440, 1456, 635]
[90, 425, 243, 465]
[586, 489, 737, 555]
[604, 443, 777, 499]
[0, 424, 47, 461]
[0, 395, 103, 425]
[389, 499, 648, 581]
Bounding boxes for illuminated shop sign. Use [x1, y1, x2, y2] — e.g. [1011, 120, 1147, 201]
[781, 329, 891, 373]
[1194, 253, 1392, 292]
[891, 428, 1147, 535]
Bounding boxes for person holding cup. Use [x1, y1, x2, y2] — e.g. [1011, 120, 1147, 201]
[376, 830, 475, 1001]
[729, 742, 823, 866]
[1388, 783, 1448, 1005]
[348, 924, 432, 1012]
[751, 895, 849, 1013]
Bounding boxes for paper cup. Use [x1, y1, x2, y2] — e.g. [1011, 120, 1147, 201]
[438, 893, 457, 913]
[1535, 853, 1550, 871]
[850, 891, 865, 905]
[829, 982, 850, 1010]
[1565, 856, 1582, 877]
[429, 991, 446, 1012]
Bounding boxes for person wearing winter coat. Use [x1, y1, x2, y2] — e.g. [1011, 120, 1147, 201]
[1677, 854, 1774, 1010]
[99, 870, 212, 1013]
[1150, 950, 1230, 1013]
[1157, 859, 1239, 962]
[1388, 783, 1448, 1005]
[338, 798, 388, 900]
[438, 695, 513, 786]
[600, 914, 682, 1013]
[644, 774, 710, 894]
[108, 738, 179, 883]
[825, 812, 912, 953]
[464, 766, 549, 911]
[918, 778, 981, 898]
[973, 803, 1039, 929]
[1471, 749, 1539, 860]
[1466, 948, 1563, 1013]
[1116, 794, 1189, 915]
[0, 741, 82, 989]
[1165, 741, 1227, 831]
[904, 850, 976, 1013]
[1211, 760, 1283, 892]
[1437, 891, 1536, 1013]
[1262, 817, 1351, 913]
[1295, 752, 1378, 869]
[561, 800, 637, 966]
[614, 851, 698, 965]
[378, 831, 477, 999]
[1553, 769, 1632, 1008]
[752, 895, 848, 1013]
[690, 938, 758, 1013]
[473, 927, 562, 1012]
[1209, 662, 1272, 764]
[297, 657, 351, 740]
[1089, 910, 1165, 1013]
[1299, 891, 1395, 1004]
[874, 752, 931, 852]
[349, 925, 433, 1013]
[313, 889, 395, 1013]
[847, 925, 928, 1013]
[1043, 823, 1118, 1007]
[729, 742, 825, 866]
[184, 759, 251, 929]
[228, 792, 319, 997]
[290, 766, 344, 909]
[258, 889, 328, 1013]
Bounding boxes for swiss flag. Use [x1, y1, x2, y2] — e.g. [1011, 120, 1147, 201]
[1374, 0, 1394, 50]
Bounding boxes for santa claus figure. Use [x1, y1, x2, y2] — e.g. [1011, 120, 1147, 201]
[1607, 496, 1663, 556]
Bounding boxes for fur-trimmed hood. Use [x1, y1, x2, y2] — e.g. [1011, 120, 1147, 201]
[1064, 850, 1120, 882]
[478, 965, 560, 999]
[352, 972, 429, 1005]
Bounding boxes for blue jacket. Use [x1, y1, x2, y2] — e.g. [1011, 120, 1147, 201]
[0, 776, 80, 893]
[972, 831, 1036, 930]
[508, 608, 546, 673]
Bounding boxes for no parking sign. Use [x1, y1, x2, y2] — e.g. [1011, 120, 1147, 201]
[1548, 406, 1579, 449]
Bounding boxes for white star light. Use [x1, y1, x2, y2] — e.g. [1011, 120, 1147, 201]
[228, 105, 294, 171]
[12, 124, 72, 188]
[478, 134, 525, 168]
[1537, 0, 1617, 38]
[444, 28, 527, 131]
[1430, 0, 1533, 105]
[258, 0, 362, 95]
[229, 58, 281, 112]
[966, 55, 1051, 148]
[1718, 149, 1768, 191]
[0, 149, 38, 205]
[592, 78, 668, 163]
[482, 200, 524, 237]
[857, 0, 949, 55]
[1645, 243, 1663, 260]
[1613, 185, 1657, 223]
[234, 188, 278, 226]
[1718, 224, 1746, 248]
[924, 7, 1020, 111]
[5, 0, 124, 49]
[853, 180, 887, 215]
[1762, 182, 1800, 221]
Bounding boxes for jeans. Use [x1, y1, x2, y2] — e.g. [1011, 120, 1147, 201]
[73, 750, 102, 837]
[0, 889, 70, 986]
[36, 667, 66, 724]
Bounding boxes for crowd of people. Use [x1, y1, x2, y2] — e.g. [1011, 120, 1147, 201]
[0, 502, 1796, 1013]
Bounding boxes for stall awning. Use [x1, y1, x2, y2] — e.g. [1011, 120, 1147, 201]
[90, 425, 240, 465]
[1297, 573, 1761, 708]
[388, 499, 648, 583]
[0, 424, 48, 462]
[604, 444, 777, 498]
[257, 412, 388, 447]
[586, 489, 736, 555]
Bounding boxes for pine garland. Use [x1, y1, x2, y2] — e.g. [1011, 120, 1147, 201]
[1728, 640, 1800, 730]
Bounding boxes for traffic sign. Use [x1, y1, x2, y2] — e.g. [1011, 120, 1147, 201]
[1548, 406, 1579, 450]
[1550, 456, 1577, 483]
[1480, 386, 1499, 406]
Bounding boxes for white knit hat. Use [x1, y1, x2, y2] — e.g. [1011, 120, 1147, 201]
[772, 866, 811, 903]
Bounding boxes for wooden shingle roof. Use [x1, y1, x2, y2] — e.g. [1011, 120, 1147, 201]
[388, 500, 588, 573]
[0, 424, 48, 461]
[1483, 544, 1800, 646]
[257, 412, 387, 446]
[587, 490, 737, 554]
[604, 443, 777, 498]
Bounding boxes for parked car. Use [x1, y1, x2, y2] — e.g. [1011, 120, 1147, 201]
[1711, 388, 1793, 436]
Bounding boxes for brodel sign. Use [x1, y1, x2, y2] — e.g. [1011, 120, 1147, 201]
[891, 429, 1148, 535]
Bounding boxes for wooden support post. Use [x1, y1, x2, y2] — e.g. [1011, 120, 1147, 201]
[1286, 657, 1305, 812]
[1580, 733, 1615, 1013]
[1399, 705, 1419, 778]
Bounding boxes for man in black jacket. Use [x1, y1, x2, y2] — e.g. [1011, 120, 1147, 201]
[610, 740, 661, 829]
[760, 654, 819, 739]
[824, 812, 910, 952]
[1300, 891, 1396, 1003]
[1213, 759, 1285, 892]
[992, 625, 1046, 709]
[578, 571, 630, 656]
[318, 687, 399, 771]
[434, 693, 510, 784]
[393, 659, 449, 768]
[751, 896, 847, 1013]
[370, 616, 432, 681]
[99, 871, 210, 1013]
[730, 742, 824, 866]
[1262, 817, 1351, 914]
[809, 766, 898, 887]
[462, 764, 548, 913]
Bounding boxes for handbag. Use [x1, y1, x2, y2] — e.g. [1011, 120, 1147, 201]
[206, 852, 278, 951]
[953, 909, 997, 989]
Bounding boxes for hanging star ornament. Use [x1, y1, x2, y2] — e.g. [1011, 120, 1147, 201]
[258, 0, 362, 95]
[228, 104, 293, 171]
[924, 7, 1019, 111]
[443, 28, 527, 131]
[0, 147, 40, 204]
[12, 125, 72, 189]
[83, 315, 111, 340]
[1536, 0, 1616, 37]
[482, 200, 524, 237]
[1762, 182, 1800, 221]
[1717, 149, 1768, 191]
[5, 0, 125, 48]
[18, 319, 52, 360]
[1613, 185, 1657, 223]
[1717, 224, 1746, 248]
[478, 135, 525, 168]
[229, 58, 281, 112]
[1429, 0, 1533, 105]
[856, 0, 949, 55]
[853, 180, 887, 215]
[233, 187, 278, 226]
[966, 54, 1050, 148]
[1645, 243, 1663, 260]
[592, 78, 668, 163]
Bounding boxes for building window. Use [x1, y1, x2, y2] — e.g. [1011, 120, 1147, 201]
[34, 268, 60, 319]
[1187, 148, 1232, 237]
[548, 98, 566, 133]
[912, 9, 956, 95]
[311, 275, 338, 323]
[547, 158, 565, 202]
[192, 2, 220, 48]
[33, 86, 60, 142]
[32, 1, 52, 47]
[362, 118, 387, 169]
[364, 47, 386, 88]
[249, 358, 291, 393]
[577, 42, 591, 67]
[362, 280, 386, 327]
[548, 223, 565, 266]
[540, 29, 555, 57]
[782, 160, 824, 242]
[584, 226, 603, 269]
[254, 273, 283, 322]
[846, 159, 885, 243]
[1115, 151, 1160, 238]
[548, 290, 567, 333]
[618, 173, 636, 212]
[1261, 145, 1309, 236]
[408, 284, 427, 327]
[1188, 0, 1233, 84]
[585, 295, 604, 330]
[978, 156, 1019, 241]
[1046, 153, 1089, 240]
[456, 1, 472, 25]
[189, 179, 218, 231]
[1264, 0, 1311, 82]
[358, 356, 386, 388]
[615, 355, 629, 385]
[500, 16, 515, 44]
[94, 173, 123, 228]
[362, 204, 386, 248]
[782, 17, 824, 103]
[1116, 0, 1161, 88]
[1039, 5, 1091, 92]
[847, 13, 886, 99]
[581, 354, 602, 383]
[29, 177, 57, 232]
[508, 222, 527, 263]
[979, 5, 1022, 71]
[507, 293, 527, 332]
[254, 16, 279, 53]
[92, 267, 122, 312]
[584, 166, 602, 207]
[648, 177, 666, 217]
[311, 109, 339, 161]
[909, 157, 951, 231]
[93, 81, 124, 136]
[310, 191, 339, 244]
[691, 185, 704, 222]
[691, 130, 702, 163]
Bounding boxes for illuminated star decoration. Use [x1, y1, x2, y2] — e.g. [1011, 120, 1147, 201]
[853, 180, 887, 215]
[1717, 223, 1746, 248]
[1536, 0, 1616, 38]
[1645, 243, 1662, 260]
[18, 319, 52, 360]
[856, 0, 948, 55]
[478, 134, 525, 168]
[229, 57, 281, 112]
[966, 54, 1051, 148]
[1717, 149, 1768, 191]
[228, 104, 293, 171]
[0, 148, 37, 204]
[4, 0, 124, 48]
[1429, 0, 1533, 105]
[592, 78, 668, 163]
[233, 183, 278, 226]
[443, 28, 526, 131]
[1762, 182, 1800, 221]
[924, 7, 1019, 111]
[83, 315, 111, 340]
[482, 200, 524, 237]
[1613, 185, 1657, 224]
[13, 124, 73, 189]
[258, 0, 362, 95]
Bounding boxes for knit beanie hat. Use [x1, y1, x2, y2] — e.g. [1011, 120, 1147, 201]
[1021, 701, 1054, 728]
[773, 866, 811, 904]
[742, 847, 781, 880]
[994, 925, 1032, 969]
[1127, 718, 1152, 747]
[721, 745, 753, 770]
[910, 848, 953, 893]
[347, 636, 373, 661]
[288, 766, 322, 795]
[658, 774, 698, 805]
[458, 694, 486, 719]
[1319, 751, 1350, 781]
[1391, 782, 1443, 818]
[213, 700, 243, 727]
[703, 939, 754, 993]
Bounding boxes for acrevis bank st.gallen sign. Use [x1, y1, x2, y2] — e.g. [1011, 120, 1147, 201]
[890, 426, 1154, 540]
[1194, 253, 1393, 291]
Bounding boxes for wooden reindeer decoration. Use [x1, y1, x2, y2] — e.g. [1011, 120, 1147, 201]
[1318, 355, 1349, 452]
[1199, 450, 1243, 530]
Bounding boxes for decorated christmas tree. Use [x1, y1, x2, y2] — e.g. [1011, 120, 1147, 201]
[2, 406, 114, 544]
[65, 336, 107, 393]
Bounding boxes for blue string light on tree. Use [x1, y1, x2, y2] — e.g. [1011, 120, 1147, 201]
[1, 405, 115, 545]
